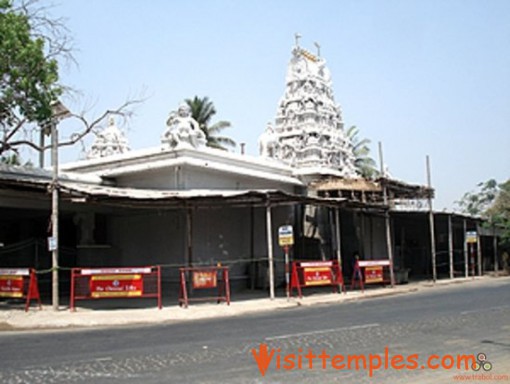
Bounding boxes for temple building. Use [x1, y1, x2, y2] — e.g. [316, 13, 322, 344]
[0, 37, 499, 302]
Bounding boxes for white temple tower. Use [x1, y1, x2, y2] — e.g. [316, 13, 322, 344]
[260, 36, 357, 178]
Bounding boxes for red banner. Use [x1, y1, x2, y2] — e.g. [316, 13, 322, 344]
[303, 267, 332, 286]
[0, 276, 24, 298]
[90, 274, 143, 298]
[192, 270, 217, 289]
[365, 266, 383, 284]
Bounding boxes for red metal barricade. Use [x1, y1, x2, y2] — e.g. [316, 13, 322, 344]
[0, 268, 41, 311]
[179, 266, 230, 308]
[290, 260, 345, 298]
[70, 266, 162, 311]
[351, 259, 392, 292]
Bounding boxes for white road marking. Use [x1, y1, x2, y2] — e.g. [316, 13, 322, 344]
[265, 323, 380, 341]
[461, 304, 510, 315]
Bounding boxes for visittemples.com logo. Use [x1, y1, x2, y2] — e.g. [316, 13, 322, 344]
[251, 344, 501, 378]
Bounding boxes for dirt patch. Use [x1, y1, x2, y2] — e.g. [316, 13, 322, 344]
[0, 322, 15, 331]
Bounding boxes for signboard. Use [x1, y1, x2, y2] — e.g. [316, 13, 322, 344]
[89, 274, 143, 298]
[0, 276, 24, 298]
[351, 259, 392, 291]
[278, 225, 294, 246]
[0, 268, 30, 276]
[179, 267, 230, 307]
[303, 267, 332, 286]
[289, 260, 345, 297]
[81, 267, 152, 275]
[192, 270, 217, 289]
[358, 260, 391, 267]
[0, 269, 41, 310]
[70, 266, 162, 310]
[466, 231, 478, 244]
[364, 266, 383, 284]
[300, 261, 334, 267]
[47, 237, 57, 251]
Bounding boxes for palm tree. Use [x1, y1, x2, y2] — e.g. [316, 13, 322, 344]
[346, 125, 378, 179]
[185, 96, 236, 150]
[0, 152, 20, 165]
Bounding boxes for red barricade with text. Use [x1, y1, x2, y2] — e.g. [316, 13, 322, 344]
[70, 266, 162, 310]
[351, 259, 391, 292]
[290, 260, 345, 298]
[179, 266, 230, 308]
[0, 268, 41, 311]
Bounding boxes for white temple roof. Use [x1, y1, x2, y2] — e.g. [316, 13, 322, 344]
[61, 145, 303, 187]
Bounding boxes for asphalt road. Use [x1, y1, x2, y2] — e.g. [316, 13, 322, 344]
[0, 278, 509, 383]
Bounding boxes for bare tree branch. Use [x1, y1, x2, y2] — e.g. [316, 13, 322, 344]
[14, 0, 76, 67]
[46, 97, 145, 150]
[1, 1, 147, 161]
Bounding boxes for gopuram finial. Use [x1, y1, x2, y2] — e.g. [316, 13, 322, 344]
[294, 32, 302, 48]
[314, 41, 321, 57]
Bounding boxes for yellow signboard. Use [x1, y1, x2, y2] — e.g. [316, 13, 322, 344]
[466, 231, 477, 244]
[278, 225, 294, 247]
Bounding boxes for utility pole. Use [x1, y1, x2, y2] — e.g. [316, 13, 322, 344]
[50, 118, 59, 310]
[39, 123, 52, 168]
[426, 155, 437, 282]
[49, 101, 71, 311]
[378, 142, 395, 287]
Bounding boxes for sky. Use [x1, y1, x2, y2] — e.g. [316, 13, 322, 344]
[32, 0, 510, 210]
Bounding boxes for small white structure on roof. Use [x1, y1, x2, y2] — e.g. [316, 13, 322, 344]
[87, 116, 130, 159]
[162, 102, 206, 149]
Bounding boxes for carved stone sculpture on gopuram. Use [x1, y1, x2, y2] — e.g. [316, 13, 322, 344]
[162, 103, 206, 149]
[87, 116, 130, 159]
[259, 34, 357, 178]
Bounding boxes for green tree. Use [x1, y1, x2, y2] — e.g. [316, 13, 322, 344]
[346, 125, 378, 179]
[456, 179, 510, 247]
[0, 0, 142, 163]
[0, 0, 62, 154]
[185, 96, 236, 150]
[487, 180, 510, 246]
[455, 179, 498, 216]
[0, 152, 20, 165]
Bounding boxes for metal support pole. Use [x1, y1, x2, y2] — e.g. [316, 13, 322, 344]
[284, 246, 290, 300]
[476, 226, 482, 276]
[385, 215, 395, 287]
[249, 206, 255, 290]
[426, 155, 436, 282]
[493, 227, 498, 274]
[51, 121, 59, 311]
[186, 207, 193, 267]
[448, 214, 454, 279]
[334, 208, 342, 269]
[379, 142, 395, 287]
[266, 204, 275, 300]
[463, 219, 468, 278]
[39, 128, 45, 168]
[470, 243, 476, 278]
